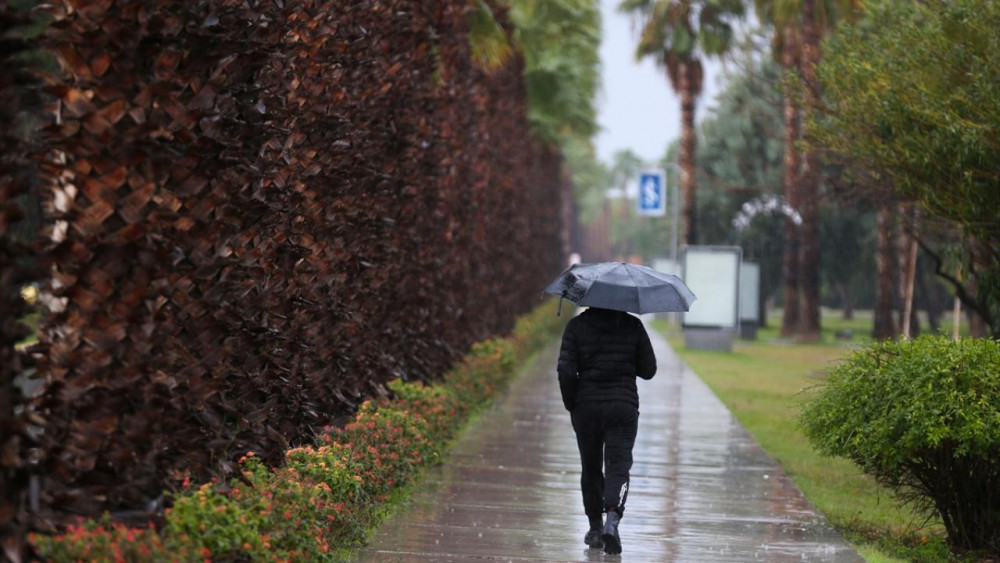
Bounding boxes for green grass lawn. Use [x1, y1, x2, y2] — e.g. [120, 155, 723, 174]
[756, 307, 971, 345]
[653, 311, 956, 563]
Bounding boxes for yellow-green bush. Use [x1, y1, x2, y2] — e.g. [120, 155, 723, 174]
[800, 336, 1000, 554]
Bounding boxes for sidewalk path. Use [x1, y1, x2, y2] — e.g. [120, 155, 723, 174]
[353, 326, 863, 562]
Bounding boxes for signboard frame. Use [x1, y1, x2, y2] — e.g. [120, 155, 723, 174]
[739, 261, 760, 323]
[681, 245, 742, 330]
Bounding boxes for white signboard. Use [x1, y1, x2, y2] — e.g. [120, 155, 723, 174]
[740, 262, 760, 322]
[637, 170, 666, 217]
[682, 246, 742, 329]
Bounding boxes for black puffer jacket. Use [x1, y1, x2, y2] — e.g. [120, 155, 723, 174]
[556, 308, 656, 410]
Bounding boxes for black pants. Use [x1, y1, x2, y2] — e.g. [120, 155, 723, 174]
[570, 401, 639, 520]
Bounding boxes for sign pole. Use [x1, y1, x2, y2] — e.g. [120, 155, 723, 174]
[669, 165, 679, 265]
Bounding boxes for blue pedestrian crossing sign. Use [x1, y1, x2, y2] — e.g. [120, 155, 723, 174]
[637, 170, 666, 217]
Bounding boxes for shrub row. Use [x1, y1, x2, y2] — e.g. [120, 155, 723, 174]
[800, 335, 1000, 554]
[31, 299, 567, 561]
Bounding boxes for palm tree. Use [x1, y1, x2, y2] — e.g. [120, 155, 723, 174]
[755, 0, 858, 339]
[620, 0, 744, 246]
[755, 0, 803, 337]
[796, 0, 827, 341]
[469, 0, 602, 263]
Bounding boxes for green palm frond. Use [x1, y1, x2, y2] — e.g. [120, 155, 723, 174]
[755, 0, 861, 39]
[509, 0, 602, 144]
[468, 0, 515, 72]
[622, 0, 743, 91]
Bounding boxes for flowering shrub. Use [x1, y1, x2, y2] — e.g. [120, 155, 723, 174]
[385, 379, 464, 441]
[165, 480, 267, 559]
[27, 519, 192, 562]
[32, 300, 566, 561]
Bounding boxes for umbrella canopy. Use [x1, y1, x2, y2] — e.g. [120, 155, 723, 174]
[543, 262, 696, 315]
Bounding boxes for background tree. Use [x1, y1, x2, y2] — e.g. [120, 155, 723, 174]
[694, 43, 785, 322]
[506, 0, 603, 262]
[755, 0, 858, 339]
[663, 38, 787, 324]
[695, 35, 784, 197]
[813, 0, 1000, 337]
[562, 136, 611, 226]
[820, 204, 874, 320]
[619, 0, 744, 246]
[754, 0, 803, 336]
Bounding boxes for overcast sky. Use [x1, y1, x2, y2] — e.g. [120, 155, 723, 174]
[595, 0, 726, 166]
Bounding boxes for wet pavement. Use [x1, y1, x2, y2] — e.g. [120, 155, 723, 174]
[352, 326, 863, 562]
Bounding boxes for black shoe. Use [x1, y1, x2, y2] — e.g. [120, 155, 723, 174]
[584, 528, 604, 549]
[602, 510, 621, 554]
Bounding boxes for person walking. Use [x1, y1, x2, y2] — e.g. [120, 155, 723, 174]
[556, 306, 656, 555]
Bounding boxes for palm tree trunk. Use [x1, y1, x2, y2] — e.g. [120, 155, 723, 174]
[873, 203, 897, 339]
[779, 23, 801, 337]
[797, 0, 822, 341]
[678, 61, 698, 246]
[797, 167, 820, 340]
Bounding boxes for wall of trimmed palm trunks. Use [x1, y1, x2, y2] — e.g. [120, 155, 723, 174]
[6, 0, 563, 530]
[1, 3, 44, 547]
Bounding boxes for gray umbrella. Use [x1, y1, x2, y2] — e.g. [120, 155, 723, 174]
[543, 262, 696, 315]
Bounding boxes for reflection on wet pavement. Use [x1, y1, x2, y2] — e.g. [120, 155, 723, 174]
[353, 326, 863, 562]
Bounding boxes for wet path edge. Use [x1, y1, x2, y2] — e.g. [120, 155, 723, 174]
[352, 324, 863, 562]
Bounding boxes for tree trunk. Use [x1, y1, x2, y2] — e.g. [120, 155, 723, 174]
[797, 168, 820, 341]
[779, 23, 801, 338]
[838, 281, 854, 320]
[874, 204, 897, 339]
[967, 237, 997, 337]
[968, 308, 986, 337]
[966, 272, 987, 337]
[896, 203, 920, 337]
[796, 0, 822, 341]
[917, 255, 941, 332]
[678, 61, 698, 246]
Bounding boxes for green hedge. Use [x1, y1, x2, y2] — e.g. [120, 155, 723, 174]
[800, 336, 1000, 554]
[31, 299, 567, 561]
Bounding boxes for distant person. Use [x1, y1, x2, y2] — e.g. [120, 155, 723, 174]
[556, 306, 656, 555]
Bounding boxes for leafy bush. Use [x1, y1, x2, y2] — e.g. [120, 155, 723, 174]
[800, 336, 1000, 554]
[32, 299, 566, 561]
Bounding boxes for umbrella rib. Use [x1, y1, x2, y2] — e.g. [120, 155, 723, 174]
[624, 266, 643, 314]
